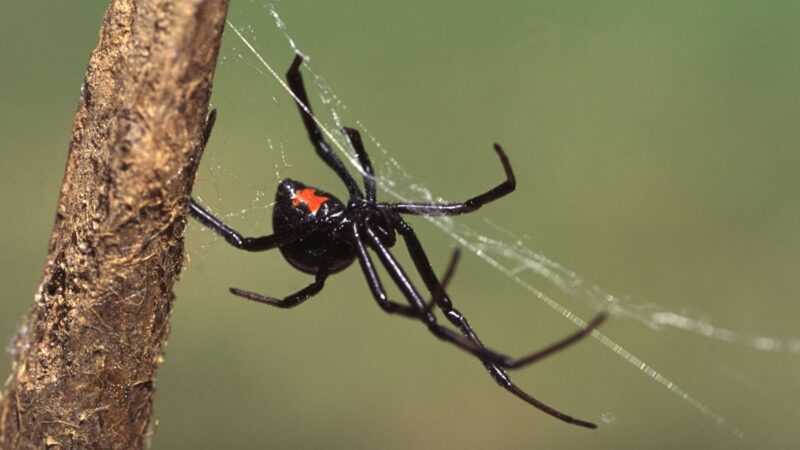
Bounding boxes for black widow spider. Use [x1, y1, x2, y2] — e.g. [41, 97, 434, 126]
[189, 54, 607, 429]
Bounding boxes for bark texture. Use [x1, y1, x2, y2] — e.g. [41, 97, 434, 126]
[0, 0, 229, 448]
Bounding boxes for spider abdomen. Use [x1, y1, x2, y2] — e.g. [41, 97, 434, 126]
[273, 179, 355, 274]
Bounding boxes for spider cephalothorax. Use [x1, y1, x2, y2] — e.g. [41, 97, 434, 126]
[190, 54, 606, 428]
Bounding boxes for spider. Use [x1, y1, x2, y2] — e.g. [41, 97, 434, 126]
[189, 54, 607, 429]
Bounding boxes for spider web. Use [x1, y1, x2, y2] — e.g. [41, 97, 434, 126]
[219, 17, 739, 432]
[188, 3, 800, 447]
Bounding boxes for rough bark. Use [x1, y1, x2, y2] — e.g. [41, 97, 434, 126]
[0, 0, 229, 448]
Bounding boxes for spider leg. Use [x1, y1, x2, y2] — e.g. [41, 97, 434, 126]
[388, 144, 516, 216]
[386, 219, 604, 428]
[355, 229, 597, 427]
[286, 54, 363, 199]
[189, 200, 331, 251]
[343, 127, 376, 202]
[421, 248, 461, 315]
[358, 226, 504, 360]
[229, 269, 329, 309]
[350, 223, 422, 318]
[394, 218, 607, 367]
[188, 108, 334, 252]
[362, 224, 565, 367]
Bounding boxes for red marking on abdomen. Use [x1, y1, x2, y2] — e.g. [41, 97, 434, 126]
[292, 188, 329, 214]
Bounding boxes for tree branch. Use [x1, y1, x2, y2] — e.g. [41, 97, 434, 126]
[0, 0, 229, 448]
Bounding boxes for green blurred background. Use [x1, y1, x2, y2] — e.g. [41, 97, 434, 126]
[2, 1, 799, 449]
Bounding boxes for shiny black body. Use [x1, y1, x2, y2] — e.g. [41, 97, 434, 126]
[189, 54, 605, 429]
[272, 179, 355, 274]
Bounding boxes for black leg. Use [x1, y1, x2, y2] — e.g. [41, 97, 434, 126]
[394, 219, 607, 364]
[394, 218, 606, 365]
[360, 227, 512, 361]
[358, 272, 597, 430]
[494, 372, 599, 429]
[229, 269, 329, 309]
[426, 304, 607, 369]
[351, 224, 421, 318]
[286, 54, 363, 199]
[189, 200, 330, 251]
[343, 127, 376, 203]
[391, 218, 603, 428]
[188, 108, 333, 252]
[421, 248, 461, 314]
[362, 226, 429, 311]
[361, 224, 602, 370]
[388, 144, 516, 216]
